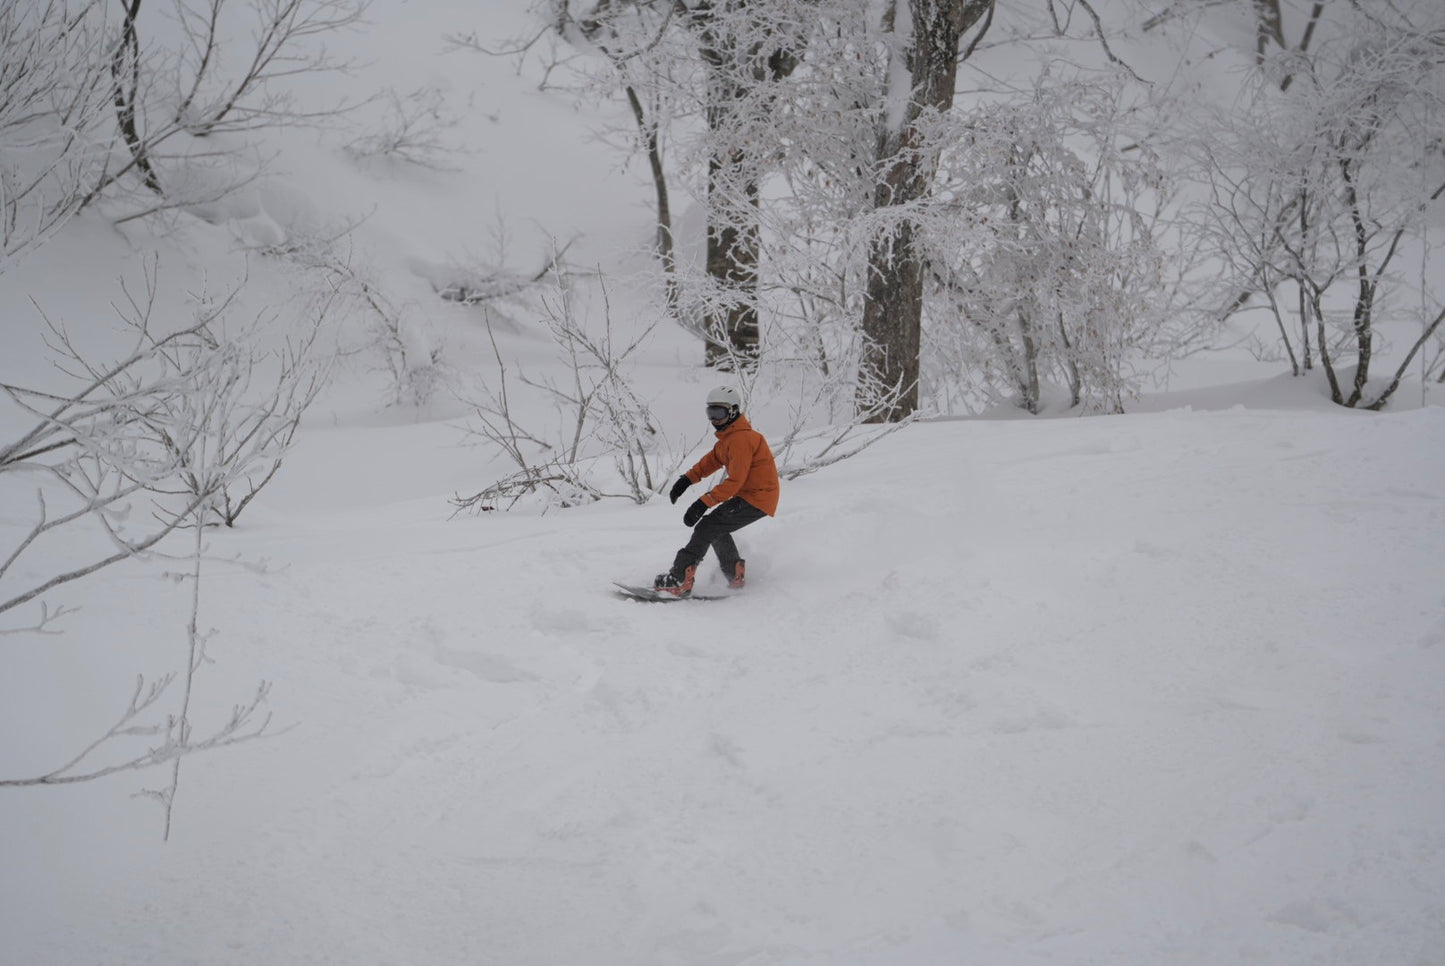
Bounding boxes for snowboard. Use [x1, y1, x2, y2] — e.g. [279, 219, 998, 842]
[612, 582, 730, 603]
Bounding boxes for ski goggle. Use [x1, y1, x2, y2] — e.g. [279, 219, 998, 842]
[706, 405, 732, 421]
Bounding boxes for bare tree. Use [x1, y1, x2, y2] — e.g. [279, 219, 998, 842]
[453, 266, 687, 514]
[1192, 0, 1445, 408]
[0, 274, 224, 625]
[343, 86, 463, 171]
[255, 218, 452, 406]
[512, 0, 810, 367]
[85, 0, 367, 215]
[1, 263, 331, 621]
[137, 300, 333, 527]
[0, 265, 338, 833]
[127, 334, 322, 836]
[2, 0, 370, 266]
[527, 0, 687, 321]
[0, 674, 272, 790]
[0, 0, 114, 272]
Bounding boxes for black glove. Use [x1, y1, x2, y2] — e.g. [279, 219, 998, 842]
[668, 475, 692, 504]
[683, 498, 708, 527]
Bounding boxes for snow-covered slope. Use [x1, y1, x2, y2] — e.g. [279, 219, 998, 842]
[3, 392, 1443, 965]
[2, 0, 1444, 962]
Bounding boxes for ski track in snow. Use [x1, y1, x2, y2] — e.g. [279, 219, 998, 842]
[4, 406, 1443, 965]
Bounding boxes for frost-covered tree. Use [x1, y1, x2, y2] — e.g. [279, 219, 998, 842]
[0, 270, 329, 834]
[534, 0, 811, 368]
[0, 0, 113, 272]
[921, 76, 1175, 414]
[1, 0, 369, 277]
[1, 268, 330, 628]
[689, 0, 808, 368]
[1185, 0, 1445, 408]
[98, 0, 366, 215]
[516, 0, 1188, 417]
[857, 0, 993, 421]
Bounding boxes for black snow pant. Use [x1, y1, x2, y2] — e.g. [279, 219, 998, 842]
[670, 496, 767, 580]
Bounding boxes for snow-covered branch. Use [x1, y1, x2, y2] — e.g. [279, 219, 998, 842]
[0, 0, 114, 272]
[454, 266, 686, 513]
[1, 262, 331, 625]
[0, 674, 274, 790]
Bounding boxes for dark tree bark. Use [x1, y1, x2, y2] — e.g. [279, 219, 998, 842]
[571, 0, 800, 369]
[622, 84, 678, 312]
[1253, 0, 1285, 63]
[702, 144, 762, 369]
[860, 0, 993, 421]
[695, 4, 800, 369]
[111, 0, 163, 195]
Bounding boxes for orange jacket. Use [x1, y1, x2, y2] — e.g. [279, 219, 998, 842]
[684, 414, 780, 516]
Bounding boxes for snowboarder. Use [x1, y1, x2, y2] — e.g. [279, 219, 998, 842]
[654, 386, 779, 597]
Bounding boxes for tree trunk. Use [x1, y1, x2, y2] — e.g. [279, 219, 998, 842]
[111, 0, 163, 195]
[703, 142, 762, 369]
[696, 9, 800, 370]
[623, 84, 679, 318]
[860, 0, 993, 421]
[860, 221, 925, 412]
[1340, 158, 1374, 408]
[1253, 0, 1284, 63]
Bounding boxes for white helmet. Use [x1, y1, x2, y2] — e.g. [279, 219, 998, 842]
[705, 385, 742, 424]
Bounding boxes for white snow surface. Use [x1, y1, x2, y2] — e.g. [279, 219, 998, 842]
[3, 2, 1445, 964]
[4, 395, 1444, 965]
